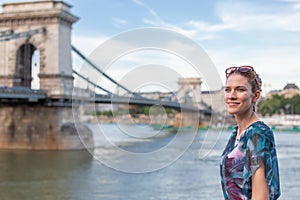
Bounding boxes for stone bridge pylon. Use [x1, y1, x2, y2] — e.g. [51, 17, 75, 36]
[0, 0, 77, 96]
[0, 0, 93, 150]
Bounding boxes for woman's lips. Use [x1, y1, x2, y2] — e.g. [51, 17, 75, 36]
[227, 102, 240, 106]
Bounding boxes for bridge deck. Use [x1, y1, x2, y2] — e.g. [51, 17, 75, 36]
[0, 87, 200, 111]
[0, 87, 47, 102]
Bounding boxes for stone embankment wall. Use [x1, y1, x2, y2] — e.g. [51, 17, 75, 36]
[0, 105, 93, 150]
[90, 111, 202, 128]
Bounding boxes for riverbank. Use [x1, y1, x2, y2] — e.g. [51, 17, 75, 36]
[83, 113, 209, 129]
[81, 114, 300, 133]
[261, 115, 300, 132]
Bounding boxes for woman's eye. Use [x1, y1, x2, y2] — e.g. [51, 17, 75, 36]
[224, 88, 231, 92]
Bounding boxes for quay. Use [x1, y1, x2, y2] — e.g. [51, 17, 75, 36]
[261, 115, 300, 131]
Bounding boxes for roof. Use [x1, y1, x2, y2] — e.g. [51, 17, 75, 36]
[283, 83, 299, 90]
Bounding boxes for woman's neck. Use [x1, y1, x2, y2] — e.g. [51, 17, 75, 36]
[235, 111, 259, 136]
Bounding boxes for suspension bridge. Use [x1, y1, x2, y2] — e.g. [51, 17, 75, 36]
[0, 0, 208, 150]
[0, 27, 200, 111]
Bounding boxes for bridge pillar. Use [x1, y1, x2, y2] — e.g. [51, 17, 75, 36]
[174, 111, 201, 128]
[0, 105, 93, 150]
[0, 1, 93, 150]
[177, 78, 202, 109]
[175, 78, 203, 128]
[0, 0, 78, 97]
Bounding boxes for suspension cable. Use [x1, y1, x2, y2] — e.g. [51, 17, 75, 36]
[73, 69, 113, 95]
[71, 45, 134, 95]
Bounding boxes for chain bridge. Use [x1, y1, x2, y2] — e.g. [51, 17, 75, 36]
[0, 0, 209, 150]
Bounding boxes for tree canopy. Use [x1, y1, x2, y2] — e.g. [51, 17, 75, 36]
[258, 94, 300, 116]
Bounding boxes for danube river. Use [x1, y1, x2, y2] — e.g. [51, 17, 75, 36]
[0, 123, 298, 199]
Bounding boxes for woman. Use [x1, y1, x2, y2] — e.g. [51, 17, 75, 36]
[220, 66, 280, 200]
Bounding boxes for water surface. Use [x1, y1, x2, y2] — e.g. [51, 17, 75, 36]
[0, 124, 298, 199]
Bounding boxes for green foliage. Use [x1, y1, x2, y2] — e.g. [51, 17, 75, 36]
[102, 110, 113, 117]
[129, 106, 174, 117]
[290, 95, 300, 114]
[95, 110, 113, 116]
[258, 94, 300, 116]
[95, 106, 175, 118]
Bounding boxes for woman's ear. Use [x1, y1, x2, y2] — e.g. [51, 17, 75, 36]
[252, 90, 261, 103]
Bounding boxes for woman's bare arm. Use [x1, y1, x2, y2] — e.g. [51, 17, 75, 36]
[252, 162, 269, 200]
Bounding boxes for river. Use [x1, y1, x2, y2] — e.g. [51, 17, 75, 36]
[0, 123, 298, 199]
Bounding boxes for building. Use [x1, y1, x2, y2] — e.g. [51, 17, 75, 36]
[201, 87, 226, 115]
[266, 83, 300, 98]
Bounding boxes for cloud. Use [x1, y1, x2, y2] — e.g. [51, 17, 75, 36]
[206, 45, 300, 93]
[132, 0, 215, 40]
[132, 0, 159, 19]
[187, 1, 300, 33]
[132, 0, 300, 47]
[177, 1, 300, 34]
[215, 1, 300, 32]
[187, 21, 232, 32]
[132, 0, 300, 44]
[72, 34, 109, 55]
[142, 19, 198, 38]
[295, 3, 300, 9]
[132, 0, 143, 6]
[112, 17, 128, 27]
[157, 21, 220, 41]
[71, 29, 221, 93]
[282, 0, 300, 9]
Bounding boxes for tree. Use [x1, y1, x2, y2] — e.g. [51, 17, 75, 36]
[258, 94, 300, 116]
[287, 94, 300, 114]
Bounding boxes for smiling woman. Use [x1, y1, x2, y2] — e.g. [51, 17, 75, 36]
[220, 66, 281, 200]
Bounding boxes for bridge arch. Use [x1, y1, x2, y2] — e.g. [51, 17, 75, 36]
[14, 42, 39, 88]
[0, 0, 78, 96]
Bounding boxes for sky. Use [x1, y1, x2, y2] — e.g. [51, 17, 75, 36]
[1, 0, 300, 95]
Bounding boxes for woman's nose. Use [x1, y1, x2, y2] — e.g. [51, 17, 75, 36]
[227, 90, 237, 99]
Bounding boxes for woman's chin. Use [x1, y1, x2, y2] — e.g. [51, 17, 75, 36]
[226, 108, 236, 115]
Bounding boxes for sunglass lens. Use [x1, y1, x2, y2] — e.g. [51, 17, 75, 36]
[239, 66, 253, 73]
[225, 67, 237, 74]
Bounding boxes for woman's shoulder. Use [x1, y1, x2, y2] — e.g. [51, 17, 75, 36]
[246, 121, 274, 139]
[251, 121, 272, 131]
[243, 121, 277, 149]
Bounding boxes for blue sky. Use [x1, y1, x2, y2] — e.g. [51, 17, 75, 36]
[1, 0, 300, 94]
[68, 0, 300, 93]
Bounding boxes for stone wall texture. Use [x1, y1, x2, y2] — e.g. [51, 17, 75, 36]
[0, 105, 93, 150]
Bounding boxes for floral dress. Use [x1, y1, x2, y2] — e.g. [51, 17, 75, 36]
[220, 121, 280, 200]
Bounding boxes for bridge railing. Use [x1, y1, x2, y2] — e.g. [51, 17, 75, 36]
[0, 86, 47, 101]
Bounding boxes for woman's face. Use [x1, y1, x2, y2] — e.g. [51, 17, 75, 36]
[224, 73, 256, 116]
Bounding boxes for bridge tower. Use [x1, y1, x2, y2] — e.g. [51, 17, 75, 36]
[174, 78, 202, 128]
[177, 77, 202, 109]
[0, 0, 77, 96]
[0, 1, 93, 150]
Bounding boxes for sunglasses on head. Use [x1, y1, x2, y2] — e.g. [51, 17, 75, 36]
[225, 65, 260, 89]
